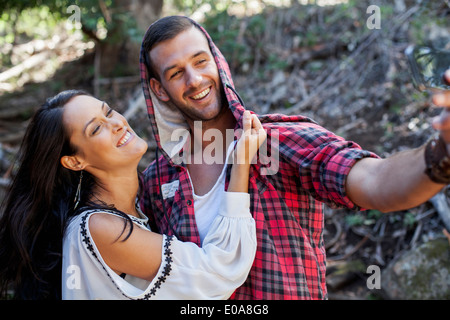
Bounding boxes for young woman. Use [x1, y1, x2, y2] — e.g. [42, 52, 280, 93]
[0, 90, 266, 300]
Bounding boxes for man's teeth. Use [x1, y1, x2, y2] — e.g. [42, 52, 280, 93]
[118, 131, 131, 147]
[191, 87, 210, 100]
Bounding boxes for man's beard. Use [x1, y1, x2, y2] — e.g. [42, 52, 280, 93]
[165, 82, 228, 123]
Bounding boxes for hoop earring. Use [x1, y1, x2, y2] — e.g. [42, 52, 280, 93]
[74, 171, 83, 209]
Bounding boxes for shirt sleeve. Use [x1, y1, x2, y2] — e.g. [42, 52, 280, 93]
[154, 192, 256, 299]
[70, 192, 256, 300]
[275, 122, 380, 210]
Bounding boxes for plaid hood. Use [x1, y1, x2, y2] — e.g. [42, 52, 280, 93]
[139, 17, 247, 165]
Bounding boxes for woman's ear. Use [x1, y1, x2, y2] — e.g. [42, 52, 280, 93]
[149, 78, 170, 102]
[60, 155, 85, 172]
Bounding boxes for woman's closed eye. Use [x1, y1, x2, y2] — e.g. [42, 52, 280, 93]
[91, 107, 114, 135]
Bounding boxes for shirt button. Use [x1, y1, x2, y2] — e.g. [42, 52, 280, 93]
[187, 200, 192, 206]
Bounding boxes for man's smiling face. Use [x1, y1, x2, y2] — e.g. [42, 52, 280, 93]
[149, 26, 226, 123]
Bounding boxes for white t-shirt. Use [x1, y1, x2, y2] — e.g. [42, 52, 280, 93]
[189, 141, 236, 243]
[61, 192, 255, 300]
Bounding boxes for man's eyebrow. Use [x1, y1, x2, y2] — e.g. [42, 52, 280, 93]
[83, 102, 106, 134]
[192, 50, 208, 58]
[162, 50, 209, 77]
[162, 64, 178, 78]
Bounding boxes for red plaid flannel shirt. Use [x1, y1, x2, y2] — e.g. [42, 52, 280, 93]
[139, 18, 379, 299]
[139, 118, 378, 299]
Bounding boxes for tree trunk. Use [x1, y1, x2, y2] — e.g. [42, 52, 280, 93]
[96, 0, 163, 79]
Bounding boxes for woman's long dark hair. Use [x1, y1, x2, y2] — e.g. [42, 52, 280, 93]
[0, 90, 95, 299]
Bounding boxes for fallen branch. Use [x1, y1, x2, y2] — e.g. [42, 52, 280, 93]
[0, 51, 50, 83]
[327, 235, 370, 261]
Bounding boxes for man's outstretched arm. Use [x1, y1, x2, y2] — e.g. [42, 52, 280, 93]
[346, 70, 450, 213]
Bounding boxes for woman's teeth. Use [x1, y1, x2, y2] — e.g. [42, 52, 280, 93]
[191, 87, 210, 100]
[117, 131, 131, 147]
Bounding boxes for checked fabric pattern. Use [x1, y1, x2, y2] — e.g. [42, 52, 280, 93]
[139, 118, 378, 299]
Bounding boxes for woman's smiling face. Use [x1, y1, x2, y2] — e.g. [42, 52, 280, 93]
[61, 95, 148, 175]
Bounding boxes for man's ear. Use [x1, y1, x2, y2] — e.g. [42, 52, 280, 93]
[149, 78, 170, 102]
[60, 155, 85, 172]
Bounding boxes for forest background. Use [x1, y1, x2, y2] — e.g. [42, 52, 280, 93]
[0, 0, 449, 299]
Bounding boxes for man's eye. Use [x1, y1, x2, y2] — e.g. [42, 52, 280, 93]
[170, 70, 181, 79]
[106, 108, 113, 117]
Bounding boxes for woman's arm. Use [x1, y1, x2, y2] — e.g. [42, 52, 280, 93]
[90, 111, 265, 281]
[87, 192, 256, 299]
[89, 212, 163, 281]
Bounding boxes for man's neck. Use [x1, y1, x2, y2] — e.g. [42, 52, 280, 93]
[188, 107, 236, 153]
[185, 107, 236, 196]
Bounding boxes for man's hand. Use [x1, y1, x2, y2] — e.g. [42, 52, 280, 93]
[431, 69, 450, 150]
[345, 70, 450, 212]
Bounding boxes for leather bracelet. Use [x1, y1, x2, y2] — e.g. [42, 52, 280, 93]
[424, 134, 450, 184]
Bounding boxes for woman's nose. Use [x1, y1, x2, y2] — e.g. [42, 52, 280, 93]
[109, 116, 125, 132]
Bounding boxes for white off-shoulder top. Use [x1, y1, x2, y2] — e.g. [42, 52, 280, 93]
[61, 192, 256, 300]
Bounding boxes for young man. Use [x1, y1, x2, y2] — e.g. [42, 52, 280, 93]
[139, 16, 450, 299]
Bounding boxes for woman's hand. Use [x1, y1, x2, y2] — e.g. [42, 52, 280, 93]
[234, 110, 267, 165]
[228, 111, 267, 193]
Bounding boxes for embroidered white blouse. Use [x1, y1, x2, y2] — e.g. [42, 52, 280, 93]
[61, 192, 256, 300]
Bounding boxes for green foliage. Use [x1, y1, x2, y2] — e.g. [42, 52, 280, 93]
[409, 1, 449, 43]
[0, 6, 59, 44]
[169, 0, 234, 17]
[202, 7, 291, 75]
[402, 212, 416, 229]
[345, 213, 366, 227]
[0, 0, 140, 45]
[201, 11, 249, 70]
[345, 209, 383, 227]
[0, 0, 142, 75]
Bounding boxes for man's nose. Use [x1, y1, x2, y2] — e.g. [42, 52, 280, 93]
[185, 67, 202, 88]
